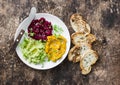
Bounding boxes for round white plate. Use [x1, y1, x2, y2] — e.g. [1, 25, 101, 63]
[14, 13, 71, 70]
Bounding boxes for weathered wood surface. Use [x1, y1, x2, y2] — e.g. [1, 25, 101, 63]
[0, 0, 120, 85]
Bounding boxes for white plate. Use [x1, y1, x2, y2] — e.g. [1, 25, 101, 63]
[14, 13, 71, 70]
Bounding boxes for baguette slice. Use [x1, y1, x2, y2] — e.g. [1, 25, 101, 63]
[80, 50, 98, 75]
[68, 46, 81, 63]
[68, 43, 92, 63]
[70, 13, 90, 35]
[71, 32, 96, 45]
[71, 32, 86, 45]
[79, 43, 92, 60]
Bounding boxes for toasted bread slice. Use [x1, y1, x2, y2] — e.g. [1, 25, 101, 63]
[80, 50, 98, 75]
[68, 46, 81, 63]
[71, 32, 86, 46]
[68, 43, 92, 63]
[71, 32, 96, 45]
[70, 13, 90, 35]
[79, 43, 92, 60]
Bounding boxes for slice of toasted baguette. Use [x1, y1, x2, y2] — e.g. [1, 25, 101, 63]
[71, 32, 96, 45]
[70, 13, 90, 35]
[71, 32, 86, 46]
[68, 43, 92, 63]
[80, 50, 98, 75]
[79, 43, 92, 60]
[68, 46, 81, 63]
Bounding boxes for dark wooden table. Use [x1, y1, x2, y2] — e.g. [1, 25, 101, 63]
[0, 0, 120, 85]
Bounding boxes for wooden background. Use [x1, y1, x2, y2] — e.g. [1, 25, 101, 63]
[0, 0, 120, 85]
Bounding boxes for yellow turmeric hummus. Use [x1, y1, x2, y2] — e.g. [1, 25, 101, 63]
[45, 35, 67, 62]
